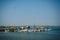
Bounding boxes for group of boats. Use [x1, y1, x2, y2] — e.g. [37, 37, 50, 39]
[0, 25, 52, 32]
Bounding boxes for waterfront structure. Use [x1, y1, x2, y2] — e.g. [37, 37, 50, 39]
[26, 25, 31, 32]
[18, 26, 23, 32]
[0, 25, 51, 32]
[18, 26, 27, 32]
[16, 26, 51, 32]
[8, 26, 18, 32]
[0, 26, 9, 32]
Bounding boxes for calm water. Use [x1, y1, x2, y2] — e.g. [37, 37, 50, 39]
[0, 27, 60, 40]
[0, 31, 60, 40]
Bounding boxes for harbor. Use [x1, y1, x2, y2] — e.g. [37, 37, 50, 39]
[0, 26, 60, 40]
[0, 25, 51, 32]
[0, 29, 60, 40]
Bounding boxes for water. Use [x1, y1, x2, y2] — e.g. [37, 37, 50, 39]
[0, 31, 60, 40]
[0, 27, 60, 40]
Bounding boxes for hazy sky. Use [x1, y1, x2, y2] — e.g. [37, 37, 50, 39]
[0, 0, 60, 26]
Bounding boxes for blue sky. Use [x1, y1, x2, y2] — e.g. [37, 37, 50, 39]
[0, 0, 60, 26]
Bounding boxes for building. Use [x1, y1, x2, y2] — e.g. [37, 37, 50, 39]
[9, 26, 18, 32]
[0, 26, 9, 32]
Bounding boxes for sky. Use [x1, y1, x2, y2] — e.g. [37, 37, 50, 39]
[0, 0, 60, 26]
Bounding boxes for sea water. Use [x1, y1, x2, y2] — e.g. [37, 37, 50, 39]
[0, 27, 60, 40]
